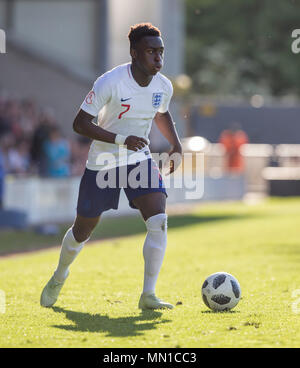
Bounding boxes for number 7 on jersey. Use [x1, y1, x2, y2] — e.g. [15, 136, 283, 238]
[118, 104, 131, 119]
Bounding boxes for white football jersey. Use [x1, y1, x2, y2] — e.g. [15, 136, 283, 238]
[80, 63, 173, 171]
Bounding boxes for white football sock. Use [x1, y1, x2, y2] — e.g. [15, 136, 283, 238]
[54, 227, 88, 282]
[142, 213, 168, 295]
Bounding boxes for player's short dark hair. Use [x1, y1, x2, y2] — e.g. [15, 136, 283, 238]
[128, 22, 161, 49]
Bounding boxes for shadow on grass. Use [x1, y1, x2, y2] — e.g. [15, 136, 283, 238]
[0, 211, 255, 256]
[93, 212, 254, 241]
[51, 306, 172, 337]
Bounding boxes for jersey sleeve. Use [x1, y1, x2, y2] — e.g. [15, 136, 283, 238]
[158, 79, 173, 113]
[80, 74, 112, 117]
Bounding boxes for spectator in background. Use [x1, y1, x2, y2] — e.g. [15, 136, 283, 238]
[0, 96, 11, 137]
[0, 92, 88, 178]
[7, 138, 31, 175]
[30, 108, 57, 176]
[70, 136, 91, 176]
[43, 126, 71, 178]
[0, 139, 6, 209]
[0, 133, 15, 169]
[219, 122, 249, 174]
[20, 99, 39, 137]
[5, 100, 23, 140]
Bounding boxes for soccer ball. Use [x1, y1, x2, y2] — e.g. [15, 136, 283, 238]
[201, 272, 241, 311]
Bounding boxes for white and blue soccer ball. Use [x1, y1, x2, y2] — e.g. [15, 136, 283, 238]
[201, 272, 241, 311]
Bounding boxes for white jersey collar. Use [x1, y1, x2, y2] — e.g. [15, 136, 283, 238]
[127, 63, 156, 90]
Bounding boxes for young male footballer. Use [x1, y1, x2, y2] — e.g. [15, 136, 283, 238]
[40, 23, 182, 310]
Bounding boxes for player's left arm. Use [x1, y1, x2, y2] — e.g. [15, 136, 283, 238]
[154, 111, 182, 175]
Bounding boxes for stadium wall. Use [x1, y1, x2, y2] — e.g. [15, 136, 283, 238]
[108, 0, 184, 76]
[7, 0, 99, 80]
[2, 0, 184, 79]
[190, 104, 300, 144]
[0, 45, 91, 137]
[3, 175, 245, 225]
[0, 1, 6, 29]
[0, 0, 184, 136]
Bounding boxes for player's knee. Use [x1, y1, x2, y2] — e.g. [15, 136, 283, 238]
[145, 213, 168, 233]
[72, 226, 92, 243]
[144, 214, 168, 263]
[72, 216, 99, 243]
[72, 215, 99, 243]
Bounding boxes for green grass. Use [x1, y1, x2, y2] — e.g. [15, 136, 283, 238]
[1, 198, 300, 348]
[0, 214, 147, 255]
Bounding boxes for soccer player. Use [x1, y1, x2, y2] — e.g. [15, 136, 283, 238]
[40, 23, 182, 310]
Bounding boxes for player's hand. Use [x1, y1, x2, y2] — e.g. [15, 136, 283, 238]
[165, 143, 182, 176]
[124, 136, 149, 151]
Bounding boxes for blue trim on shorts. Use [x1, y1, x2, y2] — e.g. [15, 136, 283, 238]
[76, 158, 167, 218]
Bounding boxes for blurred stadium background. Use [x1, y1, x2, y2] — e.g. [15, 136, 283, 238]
[0, 0, 300, 245]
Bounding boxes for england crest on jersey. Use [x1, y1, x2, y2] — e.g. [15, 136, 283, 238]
[152, 92, 163, 108]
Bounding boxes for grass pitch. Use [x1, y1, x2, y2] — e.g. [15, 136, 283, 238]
[1, 198, 300, 348]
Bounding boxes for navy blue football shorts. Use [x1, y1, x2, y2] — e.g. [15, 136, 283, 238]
[76, 158, 167, 217]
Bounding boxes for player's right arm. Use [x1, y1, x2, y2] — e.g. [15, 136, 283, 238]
[73, 74, 147, 151]
[73, 109, 115, 143]
[73, 109, 147, 151]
